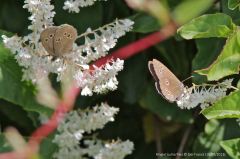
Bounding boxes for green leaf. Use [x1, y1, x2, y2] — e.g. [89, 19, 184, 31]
[0, 99, 35, 133]
[172, 0, 215, 26]
[193, 120, 224, 154]
[201, 90, 240, 120]
[130, 12, 161, 33]
[228, 0, 240, 10]
[222, 0, 240, 26]
[39, 138, 58, 159]
[192, 38, 226, 84]
[0, 30, 53, 116]
[196, 27, 240, 81]
[0, 133, 13, 153]
[177, 13, 236, 39]
[146, 81, 192, 123]
[190, 119, 240, 159]
[118, 53, 148, 104]
[220, 138, 240, 159]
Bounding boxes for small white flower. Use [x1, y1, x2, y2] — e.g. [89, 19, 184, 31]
[200, 103, 209, 109]
[82, 140, 104, 157]
[221, 78, 233, 86]
[2, 35, 23, 54]
[120, 19, 135, 31]
[81, 85, 93, 96]
[63, 0, 81, 13]
[63, 0, 101, 13]
[113, 21, 127, 38]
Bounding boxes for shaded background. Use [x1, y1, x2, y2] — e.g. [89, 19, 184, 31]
[1, 0, 240, 158]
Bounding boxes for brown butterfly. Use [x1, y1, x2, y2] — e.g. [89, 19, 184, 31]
[148, 59, 184, 102]
[40, 24, 78, 60]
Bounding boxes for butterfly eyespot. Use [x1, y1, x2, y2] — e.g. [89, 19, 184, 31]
[159, 65, 163, 69]
[49, 34, 54, 38]
[159, 70, 162, 74]
[64, 32, 67, 36]
[70, 36, 73, 39]
[56, 38, 61, 42]
[165, 79, 169, 85]
[167, 91, 171, 95]
[45, 38, 49, 42]
[165, 88, 168, 91]
[67, 34, 71, 38]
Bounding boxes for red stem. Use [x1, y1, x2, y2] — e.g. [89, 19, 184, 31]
[90, 22, 177, 69]
[29, 82, 81, 143]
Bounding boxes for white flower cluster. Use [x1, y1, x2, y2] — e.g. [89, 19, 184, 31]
[177, 79, 233, 109]
[76, 58, 124, 96]
[81, 139, 135, 159]
[2, 0, 134, 95]
[63, 0, 107, 13]
[48, 103, 133, 159]
[94, 140, 134, 159]
[57, 102, 119, 133]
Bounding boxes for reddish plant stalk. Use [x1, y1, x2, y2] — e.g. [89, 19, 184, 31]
[90, 22, 177, 69]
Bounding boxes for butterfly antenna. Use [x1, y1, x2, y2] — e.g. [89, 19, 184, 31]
[182, 76, 194, 83]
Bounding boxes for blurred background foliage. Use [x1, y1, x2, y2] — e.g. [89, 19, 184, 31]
[0, 0, 240, 158]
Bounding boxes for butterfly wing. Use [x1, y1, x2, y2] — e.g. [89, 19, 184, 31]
[148, 59, 184, 102]
[54, 24, 78, 57]
[40, 27, 59, 57]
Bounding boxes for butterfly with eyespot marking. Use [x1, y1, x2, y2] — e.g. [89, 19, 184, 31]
[148, 59, 185, 103]
[40, 24, 78, 61]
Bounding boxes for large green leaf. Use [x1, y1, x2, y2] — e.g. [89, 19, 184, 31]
[220, 138, 240, 159]
[178, 13, 236, 39]
[146, 81, 192, 123]
[196, 27, 240, 81]
[192, 38, 226, 84]
[0, 30, 53, 116]
[201, 90, 240, 119]
[222, 0, 240, 26]
[192, 120, 225, 157]
[0, 99, 35, 134]
[190, 119, 240, 159]
[228, 0, 240, 10]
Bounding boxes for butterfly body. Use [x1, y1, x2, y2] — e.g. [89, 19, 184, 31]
[40, 24, 78, 60]
[148, 59, 184, 102]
